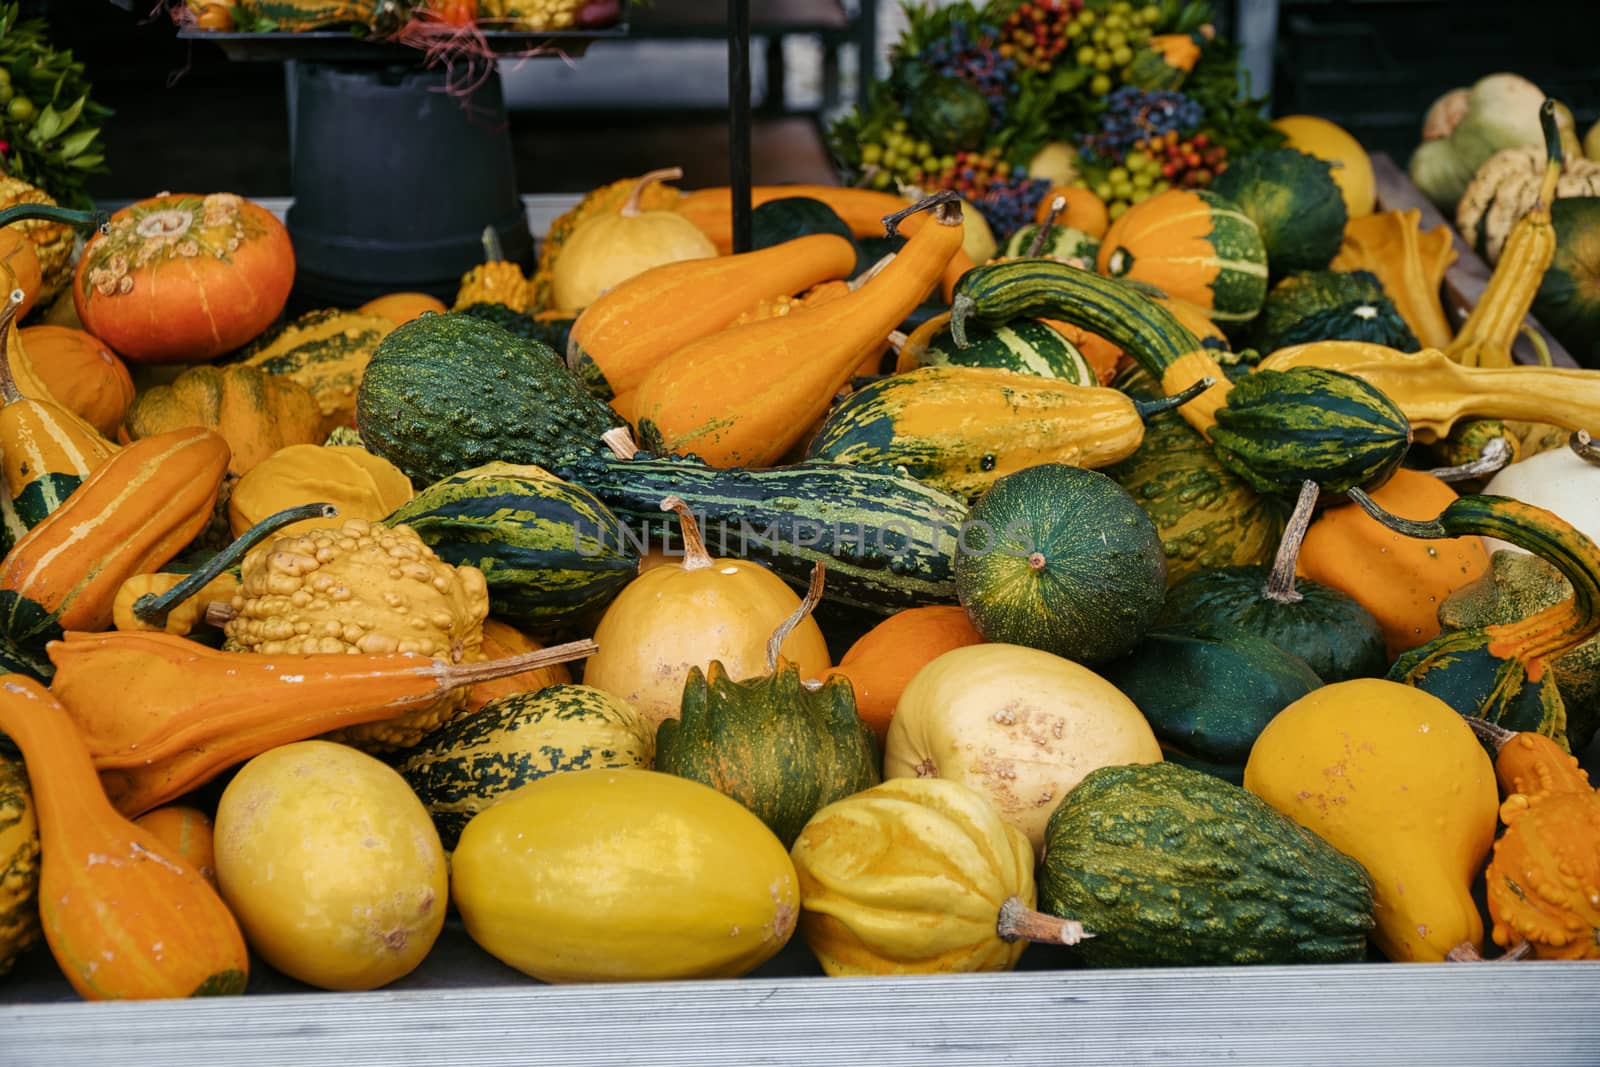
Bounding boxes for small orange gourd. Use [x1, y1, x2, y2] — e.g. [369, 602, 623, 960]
[1298, 468, 1491, 657]
[0, 674, 249, 999]
[818, 605, 984, 741]
[358, 292, 447, 325]
[16, 324, 137, 437]
[1033, 185, 1109, 238]
[632, 193, 967, 467]
[133, 805, 218, 889]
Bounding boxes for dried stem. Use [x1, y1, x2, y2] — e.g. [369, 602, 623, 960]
[1262, 480, 1319, 604]
[995, 897, 1094, 946]
[881, 189, 962, 237]
[767, 564, 826, 674]
[660, 495, 713, 570]
[439, 638, 598, 688]
[1463, 713, 1518, 753]
[1430, 437, 1513, 483]
[623, 167, 683, 217]
[1026, 196, 1067, 258]
[1446, 939, 1533, 963]
[1571, 430, 1600, 467]
[602, 426, 639, 460]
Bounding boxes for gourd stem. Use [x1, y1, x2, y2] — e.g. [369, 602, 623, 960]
[881, 189, 962, 238]
[0, 288, 26, 405]
[481, 224, 504, 264]
[766, 563, 826, 674]
[438, 638, 598, 688]
[1463, 714, 1518, 753]
[1262, 480, 1319, 604]
[204, 602, 236, 628]
[1571, 430, 1600, 467]
[1346, 487, 1448, 539]
[0, 204, 106, 232]
[948, 292, 977, 349]
[131, 502, 339, 627]
[1446, 939, 1533, 963]
[886, 329, 909, 353]
[1539, 100, 1564, 204]
[1026, 196, 1067, 258]
[622, 167, 683, 218]
[659, 495, 713, 570]
[995, 896, 1094, 946]
[1517, 324, 1553, 368]
[1131, 377, 1214, 421]
[601, 426, 639, 460]
[1429, 436, 1512, 483]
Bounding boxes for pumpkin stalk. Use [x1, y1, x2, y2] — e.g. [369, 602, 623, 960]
[766, 564, 826, 674]
[881, 189, 963, 238]
[1131, 376, 1215, 421]
[1428, 436, 1513, 483]
[1262, 480, 1319, 604]
[1463, 714, 1519, 751]
[995, 895, 1094, 946]
[1571, 430, 1600, 466]
[622, 167, 684, 219]
[131, 502, 339, 628]
[602, 426, 640, 460]
[1446, 939, 1534, 963]
[1026, 196, 1067, 258]
[481, 224, 504, 263]
[0, 203, 107, 233]
[659, 495, 713, 571]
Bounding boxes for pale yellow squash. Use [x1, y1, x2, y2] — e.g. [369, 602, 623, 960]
[451, 768, 798, 982]
[790, 776, 1035, 977]
[1243, 679, 1500, 963]
[885, 643, 1162, 851]
[227, 443, 413, 540]
[212, 740, 448, 991]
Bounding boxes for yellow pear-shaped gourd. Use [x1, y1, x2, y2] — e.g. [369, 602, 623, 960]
[227, 443, 413, 540]
[451, 767, 798, 982]
[885, 643, 1162, 851]
[1243, 678, 1499, 962]
[790, 776, 1035, 976]
[583, 497, 830, 730]
[550, 167, 717, 311]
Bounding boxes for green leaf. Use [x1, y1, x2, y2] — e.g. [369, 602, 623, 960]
[30, 102, 62, 142]
[52, 93, 84, 131]
[56, 125, 97, 159]
[65, 153, 103, 170]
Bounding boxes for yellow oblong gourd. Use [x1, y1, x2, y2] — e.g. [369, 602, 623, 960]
[450, 767, 799, 983]
[790, 777, 1035, 977]
[1243, 678, 1500, 962]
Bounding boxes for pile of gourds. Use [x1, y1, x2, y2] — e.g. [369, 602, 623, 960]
[4, 102, 1600, 1004]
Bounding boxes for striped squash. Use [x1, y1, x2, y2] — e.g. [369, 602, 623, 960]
[1096, 189, 1269, 324]
[0, 749, 40, 977]
[914, 318, 1097, 384]
[233, 309, 394, 436]
[232, 0, 405, 29]
[0, 428, 231, 649]
[390, 685, 653, 850]
[383, 463, 638, 633]
[550, 452, 966, 614]
[806, 365, 1174, 500]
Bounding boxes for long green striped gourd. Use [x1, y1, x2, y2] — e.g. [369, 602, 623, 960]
[389, 684, 653, 850]
[1352, 490, 1600, 748]
[949, 261, 1413, 495]
[383, 463, 638, 633]
[551, 451, 964, 614]
[0, 750, 40, 977]
[916, 319, 1097, 384]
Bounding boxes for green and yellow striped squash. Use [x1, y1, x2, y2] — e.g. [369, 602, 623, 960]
[0, 748, 40, 977]
[913, 318, 1097, 384]
[549, 452, 967, 614]
[806, 365, 1177, 501]
[383, 462, 638, 634]
[391, 685, 653, 850]
[1095, 188, 1269, 324]
[1357, 491, 1600, 748]
[233, 0, 411, 30]
[232, 308, 394, 436]
[1106, 366, 1284, 587]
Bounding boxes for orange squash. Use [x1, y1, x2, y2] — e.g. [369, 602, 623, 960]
[133, 805, 218, 889]
[45, 630, 599, 817]
[632, 193, 967, 467]
[1033, 185, 1110, 238]
[17, 325, 136, 437]
[1298, 468, 1491, 657]
[357, 291, 447, 325]
[0, 675, 249, 999]
[0, 227, 41, 319]
[73, 192, 295, 364]
[568, 233, 859, 403]
[818, 605, 984, 740]
[464, 618, 574, 712]
[121, 363, 324, 476]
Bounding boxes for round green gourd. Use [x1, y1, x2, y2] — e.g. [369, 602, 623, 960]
[1253, 270, 1419, 354]
[1098, 621, 1322, 784]
[917, 319, 1096, 384]
[1037, 761, 1376, 966]
[954, 463, 1166, 665]
[908, 76, 991, 155]
[1533, 196, 1600, 368]
[1210, 147, 1349, 278]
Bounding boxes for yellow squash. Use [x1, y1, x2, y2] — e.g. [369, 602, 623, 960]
[450, 767, 798, 982]
[1243, 678, 1500, 962]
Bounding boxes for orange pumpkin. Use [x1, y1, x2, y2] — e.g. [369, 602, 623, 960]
[819, 605, 984, 740]
[1034, 185, 1109, 239]
[74, 193, 295, 365]
[1298, 468, 1491, 658]
[358, 291, 448, 325]
[17, 326, 136, 437]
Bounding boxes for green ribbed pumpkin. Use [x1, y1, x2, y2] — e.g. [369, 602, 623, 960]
[390, 684, 653, 850]
[383, 462, 638, 634]
[1038, 762, 1375, 965]
[1209, 148, 1349, 278]
[0, 747, 40, 976]
[914, 319, 1096, 384]
[655, 662, 879, 848]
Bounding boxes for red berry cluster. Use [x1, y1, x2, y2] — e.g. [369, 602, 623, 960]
[998, 0, 1084, 72]
[1135, 130, 1228, 188]
[930, 147, 1024, 201]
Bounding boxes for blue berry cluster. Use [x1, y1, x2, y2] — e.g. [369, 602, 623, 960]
[1077, 86, 1204, 160]
[977, 174, 1054, 243]
[923, 21, 1018, 125]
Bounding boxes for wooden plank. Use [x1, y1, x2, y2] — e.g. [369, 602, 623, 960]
[1369, 150, 1576, 368]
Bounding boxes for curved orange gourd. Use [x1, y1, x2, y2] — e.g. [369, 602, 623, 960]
[17, 325, 136, 438]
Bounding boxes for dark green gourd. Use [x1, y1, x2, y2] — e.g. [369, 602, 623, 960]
[1252, 270, 1419, 354]
[1209, 147, 1348, 278]
[356, 312, 623, 486]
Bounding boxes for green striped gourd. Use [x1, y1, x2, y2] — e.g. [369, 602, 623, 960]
[0, 749, 40, 976]
[383, 463, 638, 633]
[949, 261, 1413, 496]
[390, 685, 653, 850]
[914, 319, 1097, 384]
[232, 308, 394, 436]
[232, 0, 410, 30]
[550, 450, 964, 614]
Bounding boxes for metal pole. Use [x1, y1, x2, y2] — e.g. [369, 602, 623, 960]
[728, 0, 753, 253]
